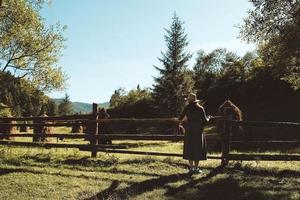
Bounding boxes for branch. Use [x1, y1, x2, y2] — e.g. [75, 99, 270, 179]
[6, 64, 33, 71]
[2, 58, 12, 72]
[10, 38, 55, 62]
[2, 45, 21, 72]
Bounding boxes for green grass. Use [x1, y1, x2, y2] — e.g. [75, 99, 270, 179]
[0, 130, 300, 199]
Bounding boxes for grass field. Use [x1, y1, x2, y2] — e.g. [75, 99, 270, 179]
[0, 127, 299, 200]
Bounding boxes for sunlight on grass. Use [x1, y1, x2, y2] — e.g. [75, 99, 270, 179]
[0, 141, 299, 200]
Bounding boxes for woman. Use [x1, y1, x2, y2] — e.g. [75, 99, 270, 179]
[178, 93, 210, 174]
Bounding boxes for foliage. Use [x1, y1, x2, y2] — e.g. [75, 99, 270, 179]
[45, 98, 57, 116]
[0, 102, 12, 117]
[0, 71, 52, 116]
[57, 93, 73, 115]
[192, 47, 300, 121]
[239, 0, 300, 89]
[193, 48, 252, 102]
[0, 0, 67, 92]
[108, 86, 156, 118]
[109, 87, 127, 108]
[110, 86, 152, 108]
[152, 13, 194, 117]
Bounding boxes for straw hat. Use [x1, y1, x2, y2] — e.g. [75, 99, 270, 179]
[185, 93, 200, 103]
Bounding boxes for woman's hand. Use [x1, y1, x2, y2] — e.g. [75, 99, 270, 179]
[207, 115, 212, 122]
[172, 117, 179, 121]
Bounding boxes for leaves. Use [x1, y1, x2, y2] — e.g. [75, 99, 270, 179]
[239, 0, 300, 90]
[0, 0, 66, 92]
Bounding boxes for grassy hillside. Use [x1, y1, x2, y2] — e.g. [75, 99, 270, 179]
[52, 99, 109, 114]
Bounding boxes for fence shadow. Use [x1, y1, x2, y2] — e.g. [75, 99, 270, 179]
[166, 176, 286, 200]
[165, 165, 225, 196]
[85, 165, 225, 200]
[85, 172, 190, 200]
[165, 165, 300, 200]
[230, 164, 300, 178]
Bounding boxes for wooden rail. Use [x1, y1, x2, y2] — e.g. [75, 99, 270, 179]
[0, 109, 299, 163]
[230, 141, 300, 145]
[231, 120, 300, 128]
[220, 112, 300, 164]
[0, 140, 128, 149]
[94, 149, 221, 159]
[0, 113, 94, 121]
[0, 133, 221, 141]
[0, 122, 87, 127]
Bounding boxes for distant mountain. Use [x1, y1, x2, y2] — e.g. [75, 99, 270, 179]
[52, 99, 109, 114]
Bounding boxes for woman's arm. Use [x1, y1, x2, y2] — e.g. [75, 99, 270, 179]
[198, 105, 210, 123]
[178, 106, 187, 121]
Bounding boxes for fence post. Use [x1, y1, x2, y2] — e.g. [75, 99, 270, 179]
[91, 103, 99, 157]
[20, 120, 29, 132]
[33, 118, 42, 142]
[173, 120, 178, 136]
[221, 107, 232, 166]
[0, 118, 16, 140]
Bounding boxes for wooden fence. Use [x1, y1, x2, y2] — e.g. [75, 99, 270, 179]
[221, 119, 300, 165]
[219, 107, 300, 165]
[0, 103, 299, 165]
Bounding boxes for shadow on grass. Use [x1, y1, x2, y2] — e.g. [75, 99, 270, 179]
[85, 164, 300, 200]
[165, 165, 225, 196]
[0, 166, 135, 184]
[230, 164, 300, 178]
[61, 156, 118, 167]
[85, 172, 192, 200]
[167, 176, 290, 200]
[0, 168, 26, 176]
[166, 165, 300, 200]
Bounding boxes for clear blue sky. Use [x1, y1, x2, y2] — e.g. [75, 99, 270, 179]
[41, 0, 255, 103]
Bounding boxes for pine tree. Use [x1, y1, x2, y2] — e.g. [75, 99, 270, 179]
[58, 94, 73, 116]
[152, 13, 194, 117]
[46, 99, 57, 116]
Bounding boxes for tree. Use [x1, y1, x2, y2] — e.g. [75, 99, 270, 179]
[0, 102, 12, 117]
[109, 86, 153, 109]
[108, 86, 156, 118]
[58, 94, 73, 115]
[0, 0, 67, 92]
[152, 13, 194, 117]
[109, 88, 127, 108]
[193, 48, 247, 99]
[46, 99, 57, 116]
[193, 49, 226, 99]
[0, 71, 49, 116]
[239, 0, 300, 89]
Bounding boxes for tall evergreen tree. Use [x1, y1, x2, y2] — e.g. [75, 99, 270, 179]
[47, 99, 57, 116]
[58, 94, 73, 115]
[152, 13, 194, 117]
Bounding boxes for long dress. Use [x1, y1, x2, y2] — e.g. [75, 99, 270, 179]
[179, 102, 209, 160]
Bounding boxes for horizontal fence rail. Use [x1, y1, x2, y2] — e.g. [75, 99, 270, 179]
[0, 140, 128, 149]
[0, 113, 94, 121]
[0, 107, 299, 163]
[94, 149, 221, 159]
[230, 141, 300, 145]
[0, 133, 221, 140]
[231, 120, 300, 128]
[0, 122, 87, 127]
